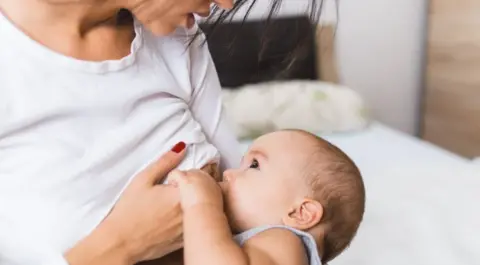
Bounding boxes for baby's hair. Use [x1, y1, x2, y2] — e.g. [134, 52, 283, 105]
[287, 129, 365, 264]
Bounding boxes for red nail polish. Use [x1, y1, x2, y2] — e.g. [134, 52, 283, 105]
[171, 142, 186, 153]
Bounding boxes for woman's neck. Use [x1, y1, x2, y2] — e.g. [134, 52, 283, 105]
[0, 0, 136, 61]
[0, 0, 126, 36]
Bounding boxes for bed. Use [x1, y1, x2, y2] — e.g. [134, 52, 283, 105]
[200, 16, 480, 265]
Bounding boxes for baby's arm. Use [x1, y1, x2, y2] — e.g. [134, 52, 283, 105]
[183, 205, 308, 265]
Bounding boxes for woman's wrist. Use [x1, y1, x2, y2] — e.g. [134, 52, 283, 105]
[65, 220, 132, 265]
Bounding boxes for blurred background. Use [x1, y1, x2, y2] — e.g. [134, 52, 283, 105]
[202, 0, 480, 160]
[229, 0, 427, 137]
[198, 1, 480, 264]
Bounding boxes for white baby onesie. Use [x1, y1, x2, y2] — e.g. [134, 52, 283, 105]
[0, 12, 241, 264]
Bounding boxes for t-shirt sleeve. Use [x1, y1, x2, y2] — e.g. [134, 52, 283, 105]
[187, 27, 242, 170]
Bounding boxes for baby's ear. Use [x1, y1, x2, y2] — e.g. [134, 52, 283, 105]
[282, 199, 323, 231]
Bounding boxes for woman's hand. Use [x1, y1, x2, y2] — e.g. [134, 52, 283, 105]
[169, 169, 223, 210]
[126, 0, 234, 36]
[66, 142, 187, 265]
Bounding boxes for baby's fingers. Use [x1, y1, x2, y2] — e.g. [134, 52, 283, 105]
[167, 170, 189, 187]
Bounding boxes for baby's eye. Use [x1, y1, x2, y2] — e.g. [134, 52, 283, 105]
[249, 159, 259, 169]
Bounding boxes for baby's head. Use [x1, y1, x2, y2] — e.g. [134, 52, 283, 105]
[220, 129, 365, 263]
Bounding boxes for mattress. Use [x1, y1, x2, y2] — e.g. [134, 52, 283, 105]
[239, 122, 480, 265]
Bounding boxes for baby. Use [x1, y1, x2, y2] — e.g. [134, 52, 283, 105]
[170, 129, 366, 265]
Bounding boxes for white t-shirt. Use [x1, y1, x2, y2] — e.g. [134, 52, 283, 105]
[0, 12, 241, 264]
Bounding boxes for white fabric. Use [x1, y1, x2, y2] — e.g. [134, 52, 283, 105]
[0, 13, 241, 265]
[222, 80, 369, 139]
[473, 157, 480, 165]
[240, 122, 480, 265]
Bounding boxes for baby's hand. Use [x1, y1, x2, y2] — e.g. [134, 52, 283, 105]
[169, 169, 223, 210]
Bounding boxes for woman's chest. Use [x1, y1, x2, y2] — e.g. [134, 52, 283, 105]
[0, 72, 200, 250]
[0, 64, 197, 194]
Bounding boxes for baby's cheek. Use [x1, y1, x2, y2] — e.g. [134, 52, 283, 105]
[223, 184, 249, 226]
[231, 184, 269, 228]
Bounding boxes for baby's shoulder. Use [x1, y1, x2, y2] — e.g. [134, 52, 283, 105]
[243, 228, 309, 265]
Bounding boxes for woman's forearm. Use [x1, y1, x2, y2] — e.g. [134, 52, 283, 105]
[183, 205, 248, 265]
[65, 222, 131, 265]
[63, 146, 187, 265]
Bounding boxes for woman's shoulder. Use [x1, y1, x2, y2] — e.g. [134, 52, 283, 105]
[139, 22, 209, 59]
[139, 22, 211, 74]
[138, 22, 214, 97]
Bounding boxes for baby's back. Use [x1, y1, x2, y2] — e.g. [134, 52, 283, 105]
[235, 226, 322, 265]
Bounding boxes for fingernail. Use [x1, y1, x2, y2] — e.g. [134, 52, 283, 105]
[171, 142, 186, 153]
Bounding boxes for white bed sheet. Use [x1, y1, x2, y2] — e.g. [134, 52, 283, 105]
[239, 122, 480, 265]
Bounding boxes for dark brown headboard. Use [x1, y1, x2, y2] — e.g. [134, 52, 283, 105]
[199, 16, 319, 88]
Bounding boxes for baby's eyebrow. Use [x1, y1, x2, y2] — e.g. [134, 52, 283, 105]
[249, 149, 268, 161]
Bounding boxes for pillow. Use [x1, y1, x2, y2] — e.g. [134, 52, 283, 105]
[221, 80, 370, 139]
[473, 157, 480, 165]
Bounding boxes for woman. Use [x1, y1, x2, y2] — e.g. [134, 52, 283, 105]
[0, 0, 238, 264]
[0, 0, 321, 264]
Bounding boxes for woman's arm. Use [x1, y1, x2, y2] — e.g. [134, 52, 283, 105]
[64, 146, 187, 265]
[65, 222, 130, 265]
[188, 29, 243, 170]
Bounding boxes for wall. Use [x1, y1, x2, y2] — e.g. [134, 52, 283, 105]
[227, 0, 428, 135]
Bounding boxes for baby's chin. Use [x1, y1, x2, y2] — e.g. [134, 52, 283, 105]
[218, 182, 241, 233]
[225, 211, 242, 234]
